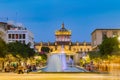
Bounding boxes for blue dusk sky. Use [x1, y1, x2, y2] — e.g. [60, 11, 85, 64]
[0, 0, 120, 42]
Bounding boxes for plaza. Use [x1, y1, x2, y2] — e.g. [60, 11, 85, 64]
[0, 73, 120, 80]
[0, 1, 120, 80]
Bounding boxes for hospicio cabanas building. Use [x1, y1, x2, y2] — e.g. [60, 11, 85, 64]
[35, 23, 92, 64]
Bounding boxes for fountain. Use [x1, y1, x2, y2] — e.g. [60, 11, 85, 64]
[37, 45, 88, 72]
[46, 53, 67, 72]
[46, 45, 67, 72]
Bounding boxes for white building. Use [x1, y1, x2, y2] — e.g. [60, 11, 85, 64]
[0, 22, 34, 48]
[0, 22, 7, 42]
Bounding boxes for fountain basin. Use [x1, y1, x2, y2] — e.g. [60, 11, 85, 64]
[37, 66, 88, 72]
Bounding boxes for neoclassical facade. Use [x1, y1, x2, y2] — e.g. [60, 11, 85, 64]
[35, 23, 92, 64]
[35, 23, 92, 53]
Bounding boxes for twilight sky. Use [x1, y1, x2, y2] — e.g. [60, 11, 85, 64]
[0, 0, 120, 42]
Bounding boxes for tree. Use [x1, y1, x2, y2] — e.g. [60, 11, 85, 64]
[7, 41, 35, 59]
[99, 37, 119, 55]
[0, 37, 8, 70]
[41, 47, 50, 53]
[38, 47, 50, 61]
[88, 51, 101, 60]
[0, 37, 7, 57]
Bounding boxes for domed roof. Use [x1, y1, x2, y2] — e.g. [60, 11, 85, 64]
[59, 23, 68, 31]
[55, 23, 71, 36]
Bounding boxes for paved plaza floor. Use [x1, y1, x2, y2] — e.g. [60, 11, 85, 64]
[0, 73, 120, 80]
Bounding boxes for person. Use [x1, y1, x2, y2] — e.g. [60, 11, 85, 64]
[18, 65, 24, 74]
[85, 64, 91, 71]
[89, 61, 95, 72]
[26, 64, 32, 73]
[69, 57, 74, 67]
[32, 65, 36, 71]
[4, 64, 10, 72]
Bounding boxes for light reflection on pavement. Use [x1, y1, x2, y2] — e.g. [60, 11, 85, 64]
[0, 73, 120, 80]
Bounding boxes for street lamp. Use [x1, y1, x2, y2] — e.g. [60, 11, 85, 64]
[118, 36, 120, 48]
[118, 36, 120, 41]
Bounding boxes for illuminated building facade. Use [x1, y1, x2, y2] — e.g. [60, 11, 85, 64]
[55, 23, 71, 44]
[35, 23, 92, 64]
[35, 23, 92, 53]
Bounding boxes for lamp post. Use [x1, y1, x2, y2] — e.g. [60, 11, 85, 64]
[118, 36, 120, 48]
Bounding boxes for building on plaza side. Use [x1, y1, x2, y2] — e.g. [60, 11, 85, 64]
[0, 22, 34, 48]
[0, 22, 8, 42]
[91, 29, 120, 50]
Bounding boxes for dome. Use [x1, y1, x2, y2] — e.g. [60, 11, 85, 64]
[55, 23, 71, 36]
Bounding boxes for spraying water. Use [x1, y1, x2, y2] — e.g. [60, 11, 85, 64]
[46, 45, 67, 72]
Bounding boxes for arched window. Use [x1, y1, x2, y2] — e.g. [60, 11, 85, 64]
[88, 48, 89, 52]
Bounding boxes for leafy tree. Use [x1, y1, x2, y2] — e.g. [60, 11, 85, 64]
[0, 37, 8, 69]
[88, 51, 101, 59]
[99, 37, 119, 55]
[41, 47, 50, 53]
[7, 41, 35, 59]
[0, 37, 7, 57]
[38, 47, 50, 61]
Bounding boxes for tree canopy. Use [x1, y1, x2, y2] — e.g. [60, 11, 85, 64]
[0, 37, 7, 57]
[7, 41, 35, 58]
[99, 37, 119, 55]
[41, 47, 50, 53]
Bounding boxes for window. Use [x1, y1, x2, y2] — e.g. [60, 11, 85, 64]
[16, 34, 18, 39]
[113, 31, 118, 37]
[19, 34, 22, 39]
[84, 49, 86, 52]
[77, 49, 79, 52]
[8, 34, 11, 39]
[73, 48, 76, 52]
[92, 33, 96, 41]
[88, 48, 89, 52]
[81, 48, 82, 52]
[102, 31, 107, 40]
[12, 34, 14, 39]
[23, 34, 25, 39]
